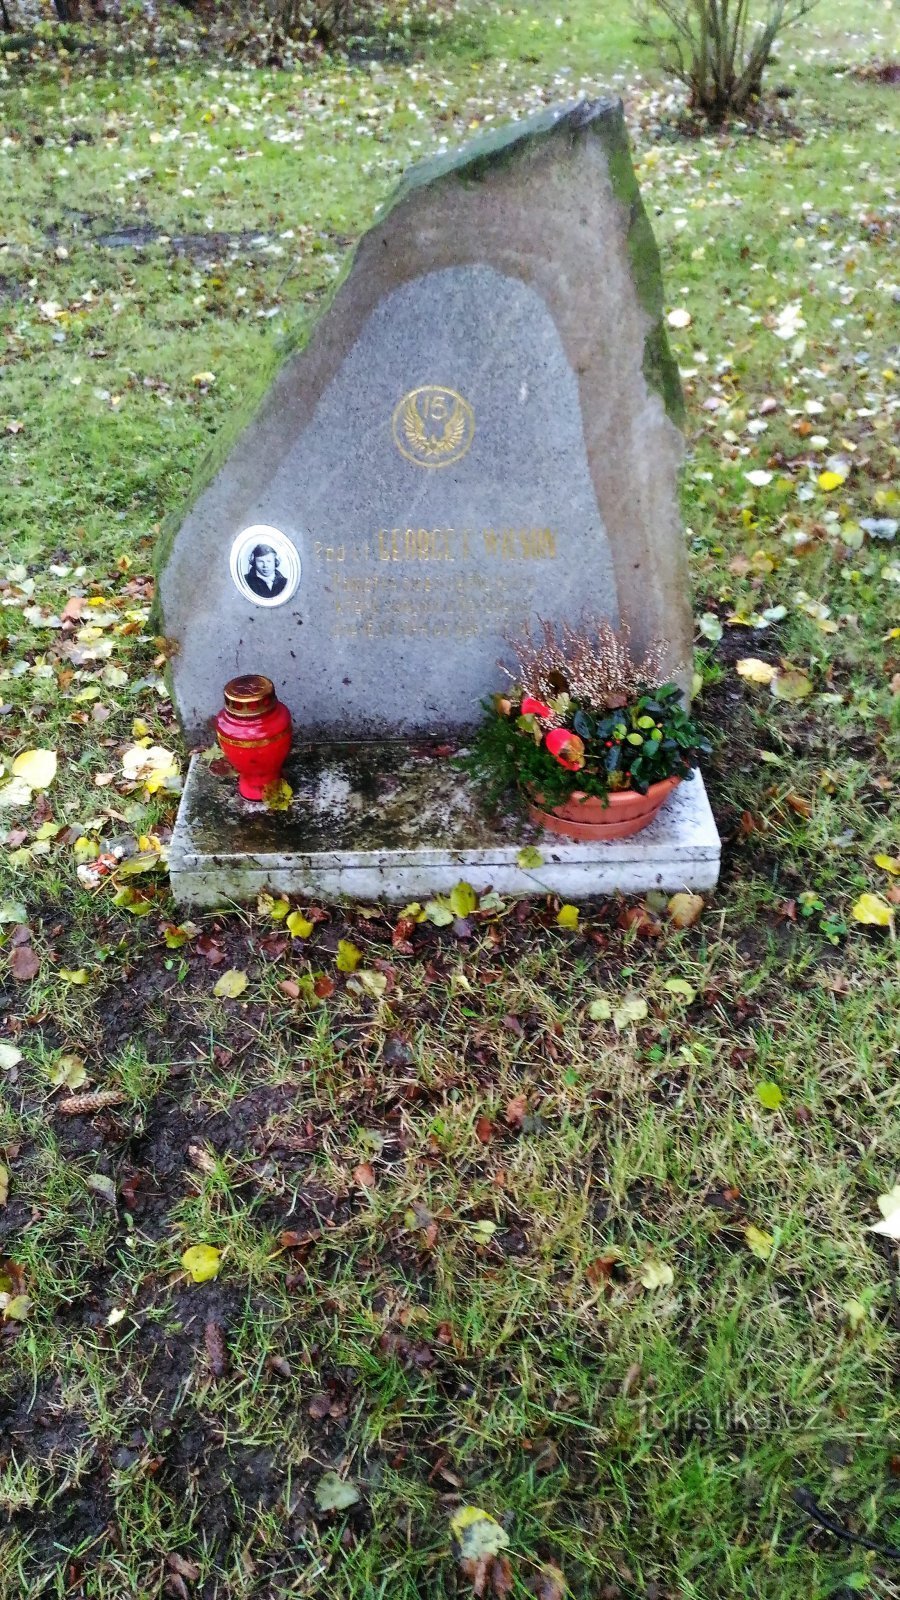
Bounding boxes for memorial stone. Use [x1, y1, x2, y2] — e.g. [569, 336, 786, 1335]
[158, 98, 693, 742]
[164, 98, 721, 905]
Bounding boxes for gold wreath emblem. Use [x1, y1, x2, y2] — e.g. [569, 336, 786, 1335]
[392, 385, 475, 469]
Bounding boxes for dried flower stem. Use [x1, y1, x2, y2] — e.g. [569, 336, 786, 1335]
[501, 618, 669, 710]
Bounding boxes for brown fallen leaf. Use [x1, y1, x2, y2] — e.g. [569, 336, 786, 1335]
[461, 1555, 514, 1598]
[504, 1094, 527, 1129]
[56, 1090, 127, 1116]
[391, 915, 417, 952]
[278, 1229, 317, 1253]
[585, 1252, 620, 1288]
[617, 901, 661, 937]
[353, 1162, 376, 1187]
[621, 1361, 642, 1397]
[279, 979, 301, 1000]
[196, 934, 225, 965]
[529, 1564, 567, 1600]
[166, 1553, 200, 1583]
[475, 1115, 495, 1144]
[784, 791, 813, 818]
[9, 946, 40, 982]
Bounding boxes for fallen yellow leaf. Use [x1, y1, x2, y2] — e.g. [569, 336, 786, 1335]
[12, 749, 57, 789]
[286, 911, 314, 938]
[668, 892, 704, 928]
[745, 1224, 775, 1261]
[450, 1506, 510, 1561]
[736, 658, 777, 685]
[663, 977, 696, 1003]
[818, 469, 846, 492]
[49, 1054, 87, 1091]
[181, 1244, 222, 1283]
[121, 744, 179, 786]
[214, 969, 248, 998]
[449, 881, 477, 918]
[556, 904, 580, 930]
[851, 892, 894, 928]
[353, 969, 388, 999]
[336, 940, 362, 972]
[639, 1260, 674, 1290]
[870, 1185, 900, 1240]
[613, 994, 648, 1030]
[1, 1294, 31, 1320]
[263, 777, 293, 811]
[770, 668, 813, 701]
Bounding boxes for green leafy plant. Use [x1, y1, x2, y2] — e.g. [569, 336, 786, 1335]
[466, 619, 711, 811]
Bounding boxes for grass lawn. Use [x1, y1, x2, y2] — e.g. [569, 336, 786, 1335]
[1, 1, 899, 1595]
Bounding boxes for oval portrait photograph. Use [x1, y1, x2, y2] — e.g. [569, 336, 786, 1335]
[229, 526, 301, 608]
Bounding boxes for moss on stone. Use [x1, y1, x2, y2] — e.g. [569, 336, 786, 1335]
[583, 105, 685, 427]
[391, 99, 684, 426]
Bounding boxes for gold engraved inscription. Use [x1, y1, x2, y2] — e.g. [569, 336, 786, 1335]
[392, 386, 475, 469]
[329, 570, 519, 643]
[319, 525, 561, 642]
[372, 527, 557, 563]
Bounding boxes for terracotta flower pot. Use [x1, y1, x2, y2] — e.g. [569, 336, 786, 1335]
[215, 674, 292, 801]
[528, 775, 681, 841]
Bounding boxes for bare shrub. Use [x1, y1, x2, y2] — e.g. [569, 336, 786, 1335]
[262, 0, 376, 43]
[633, 0, 820, 121]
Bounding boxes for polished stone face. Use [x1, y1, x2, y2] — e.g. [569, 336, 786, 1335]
[159, 99, 692, 742]
[183, 264, 619, 736]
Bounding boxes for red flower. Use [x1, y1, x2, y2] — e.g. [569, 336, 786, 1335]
[545, 728, 585, 771]
[521, 696, 553, 718]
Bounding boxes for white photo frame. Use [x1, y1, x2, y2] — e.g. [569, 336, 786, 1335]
[229, 526, 301, 608]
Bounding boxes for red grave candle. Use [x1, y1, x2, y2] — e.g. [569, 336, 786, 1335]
[214, 675, 292, 801]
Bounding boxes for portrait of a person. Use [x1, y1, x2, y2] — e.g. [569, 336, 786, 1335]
[244, 543, 287, 600]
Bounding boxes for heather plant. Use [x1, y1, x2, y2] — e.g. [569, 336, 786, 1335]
[468, 619, 711, 810]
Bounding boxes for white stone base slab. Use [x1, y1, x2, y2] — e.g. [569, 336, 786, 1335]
[169, 742, 721, 908]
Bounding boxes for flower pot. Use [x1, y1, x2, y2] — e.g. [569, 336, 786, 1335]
[215, 674, 292, 801]
[528, 775, 681, 841]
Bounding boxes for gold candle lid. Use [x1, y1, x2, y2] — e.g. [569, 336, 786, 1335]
[223, 674, 276, 717]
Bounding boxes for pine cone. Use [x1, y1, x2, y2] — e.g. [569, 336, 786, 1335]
[204, 1318, 228, 1379]
[57, 1090, 127, 1115]
[188, 1143, 218, 1175]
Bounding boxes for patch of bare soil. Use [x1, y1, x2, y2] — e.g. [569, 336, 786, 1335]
[852, 61, 900, 85]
